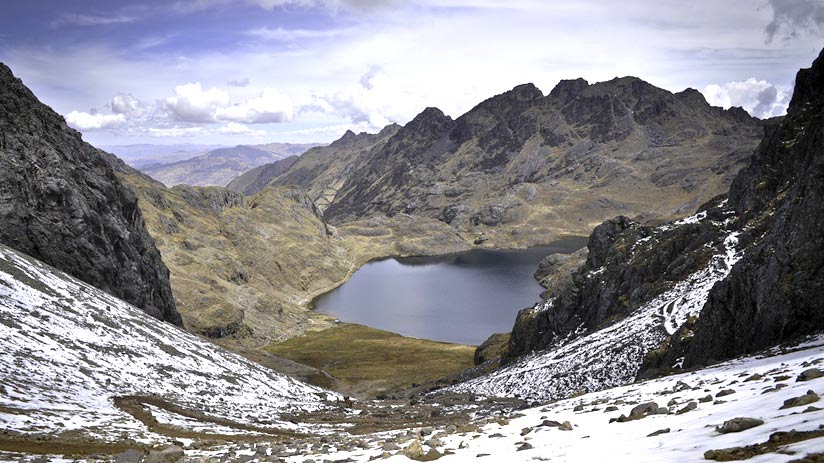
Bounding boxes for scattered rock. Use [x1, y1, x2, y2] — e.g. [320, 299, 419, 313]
[517, 442, 534, 451]
[541, 420, 562, 427]
[648, 428, 671, 437]
[676, 402, 697, 415]
[630, 402, 660, 419]
[804, 406, 823, 413]
[717, 417, 764, 434]
[401, 440, 424, 459]
[699, 395, 713, 403]
[716, 389, 736, 398]
[604, 406, 619, 412]
[520, 427, 532, 436]
[115, 449, 144, 463]
[798, 368, 824, 382]
[744, 373, 763, 382]
[382, 442, 401, 451]
[559, 421, 574, 431]
[145, 445, 184, 463]
[780, 390, 820, 409]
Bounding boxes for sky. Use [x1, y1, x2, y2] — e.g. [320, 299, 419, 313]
[1, 0, 823, 147]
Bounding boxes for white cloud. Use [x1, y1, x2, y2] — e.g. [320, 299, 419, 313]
[703, 78, 791, 118]
[214, 88, 294, 123]
[147, 127, 205, 137]
[66, 111, 126, 130]
[217, 122, 267, 136]
[53, 13, 138, 27]
[111, 94, 142, 115]
[165, 82, 230, 123]
[246, 26, 353, 41]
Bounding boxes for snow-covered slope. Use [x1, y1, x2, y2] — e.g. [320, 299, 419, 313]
[0, 244, 335, 443]
[452, 209, 741, 401]
[417, 337, 824, 463]
[171, 336, 824, 463]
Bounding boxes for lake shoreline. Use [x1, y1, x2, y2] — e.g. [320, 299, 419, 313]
[311, 235, 589, 345]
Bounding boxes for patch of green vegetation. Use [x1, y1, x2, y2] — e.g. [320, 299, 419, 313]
[265, 323, 475, 398]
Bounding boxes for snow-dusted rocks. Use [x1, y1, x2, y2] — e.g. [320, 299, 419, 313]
[454, 207, 742, 402]
[0, 244, 335, 444]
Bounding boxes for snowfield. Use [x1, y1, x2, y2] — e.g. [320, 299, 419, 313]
[0, 244, 337, 444]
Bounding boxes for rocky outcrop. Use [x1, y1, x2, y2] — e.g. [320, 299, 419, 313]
[0, 63, 181, 324]
[681, 48, 824, 366]
[506, 198, 733, 361]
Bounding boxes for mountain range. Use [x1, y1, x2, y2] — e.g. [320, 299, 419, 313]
[138, 142, 321, 187]
[236, 77, 765, 248]
[0, 47, 823, 462]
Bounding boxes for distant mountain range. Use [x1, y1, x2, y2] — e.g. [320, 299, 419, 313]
[133, 143, 322, 187]
[234, 77, 765, 248]
[101, 143, 226, 168]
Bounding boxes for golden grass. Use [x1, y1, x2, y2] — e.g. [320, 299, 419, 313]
[265, 323, 475, 397]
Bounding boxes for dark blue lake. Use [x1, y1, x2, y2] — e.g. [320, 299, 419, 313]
[313, 236, 587, 345]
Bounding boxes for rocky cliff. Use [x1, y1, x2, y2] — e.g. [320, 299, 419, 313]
[264, 76, 763, 248]
[503, 48, 824, 378]
[0, 63, 181, 324]
[681, 47, 824, 366]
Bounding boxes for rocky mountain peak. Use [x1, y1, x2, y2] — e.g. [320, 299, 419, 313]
[788, 47, 824, 117]
[509, 82, 544, 101]
[0, 62, 181, 325]
[402, 106, 454, 138]
[549, 77, 589, 104]
[674, 87, 709, 107]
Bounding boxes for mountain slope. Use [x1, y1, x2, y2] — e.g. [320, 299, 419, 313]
[0, 63, 181, 325]
[270, 78, 763, 248]
[454, 49, 824, 402]
[226, 154, 299, 195]
[141, 143, 319, 187]
[266, 125, 402, 211]
[0, 243, 333, 446]
[106, 157, 353, 345]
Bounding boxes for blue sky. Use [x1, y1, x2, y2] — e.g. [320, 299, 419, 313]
[1, 0, 823, 146]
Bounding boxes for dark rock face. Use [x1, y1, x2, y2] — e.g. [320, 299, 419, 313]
[507, 48, 824, 376]
[507, 197, 733, 360]
[0, 63, 181, 325]
[682, 48, 824, 366]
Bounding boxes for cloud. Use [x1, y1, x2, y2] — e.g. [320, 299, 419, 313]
[147, 127, 205, 137]
[174, 0, 394, 13]
[246, 26, 353, 41]
[53, 13, 139, 27]
[217, 122, 267, 136]
[214, 88, 294, 123]
[359, 65, 381, 90]
[703, 78, 791, 118]
[765, 0, 824, 43]
[228, 77, 250, 87]
[165, 82, 230, 123]
[66, 111, 127, 130]
[111, 94, 142, 115]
